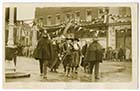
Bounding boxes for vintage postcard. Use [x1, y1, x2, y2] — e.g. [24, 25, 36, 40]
[3, 3, 138, 89]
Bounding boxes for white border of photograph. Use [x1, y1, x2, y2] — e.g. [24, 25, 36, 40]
[2, 3, 138, 89]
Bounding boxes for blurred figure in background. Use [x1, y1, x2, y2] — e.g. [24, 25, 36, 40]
[106, 47, 113, 61]
[112, 49, 118, 61]
[125, 47, 131, 61]
[118, 45, 125, 62]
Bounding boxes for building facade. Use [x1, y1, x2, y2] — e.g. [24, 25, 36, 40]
[4, 7, 131, 57]
[35, 7, 100, 25]
[35, 7, 131, 49]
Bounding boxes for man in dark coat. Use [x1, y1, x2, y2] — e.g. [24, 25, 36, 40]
[84, 38, 103, 79]
[33, 30, 52, 79]
[81, 41, 90, 73]
[118, 46, 125, 61]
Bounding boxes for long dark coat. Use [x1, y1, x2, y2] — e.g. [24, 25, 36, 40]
[33, 37, 52, 60]
[81, 44, 88, 67]
[118, 48, 125, 59]
[48, 43, 61, 69]
[82, 44, 88, 56]
[84, 41, 103, 62]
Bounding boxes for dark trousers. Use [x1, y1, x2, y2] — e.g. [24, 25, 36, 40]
[39, 59, 44, 74]
[39, 59, 48, 76]
[89, 61, 99, 78]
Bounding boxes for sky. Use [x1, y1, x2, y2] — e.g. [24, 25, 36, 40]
[17, 4, 35, 20]
[10, 2, 133, 21]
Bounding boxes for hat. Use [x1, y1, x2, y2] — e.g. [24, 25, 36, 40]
[42, 29, 48, 38]
[73, 38, 79, 41]
[60, 35, 65, 39]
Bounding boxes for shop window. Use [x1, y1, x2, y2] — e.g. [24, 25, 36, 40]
[86, 10, 92, 22]
[75, 11, 80, 22]
[56, 14, 61, 25]
[47, 16, 52, 26]
[65, 13, 71, 22]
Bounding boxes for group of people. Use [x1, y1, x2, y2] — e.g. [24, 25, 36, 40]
[33, 29, 104, 80]
[105, 46, 131, 62]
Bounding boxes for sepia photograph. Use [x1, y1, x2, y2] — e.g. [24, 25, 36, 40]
[3, 3, 138, 89]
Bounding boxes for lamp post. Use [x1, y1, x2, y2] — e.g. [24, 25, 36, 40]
[5, 7, 30, 78]
[7, 8, 15, 47]
[5, 7, 17, 73]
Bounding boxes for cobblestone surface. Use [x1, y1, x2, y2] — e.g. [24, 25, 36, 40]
[5, 56, 132, 82]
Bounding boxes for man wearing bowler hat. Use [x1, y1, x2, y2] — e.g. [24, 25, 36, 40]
[33, 29, 52, 79]
[84, 37, 103, 79]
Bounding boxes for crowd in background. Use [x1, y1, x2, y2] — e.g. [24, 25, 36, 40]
[104, 46, 131, 62]
[16, 38, 131, 62]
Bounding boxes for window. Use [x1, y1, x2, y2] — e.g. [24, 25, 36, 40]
[86, 10, 92, 22]
[99, 8, 109, 15]
[65, 13, 71, 22]
[66, 13, 70, 19]
[56, 14, 61, 25]
[75, 11, 80, 22]
[38, 17, 43, 27]
[47, 16, 52, 26]
[87, 10, 91, 16]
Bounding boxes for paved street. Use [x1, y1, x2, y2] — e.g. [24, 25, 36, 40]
[6, 56, 132, 82]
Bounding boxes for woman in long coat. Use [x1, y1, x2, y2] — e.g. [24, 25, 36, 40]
[33, 30, 52, 79]
[62, 39, 73, 76]
[118, 46, 125, 61]
[81, 42, 89, 73]
[84, 38, 103, 79]
[49, 40, 61, 72]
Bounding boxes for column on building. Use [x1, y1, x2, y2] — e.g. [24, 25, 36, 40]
[107, 7, 119, 49]
[17, 25, 21, 42]
[31, 25, 38, 49]
[107, 26, 116, 49]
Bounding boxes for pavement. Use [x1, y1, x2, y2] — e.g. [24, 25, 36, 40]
[5, 56, 132, 82]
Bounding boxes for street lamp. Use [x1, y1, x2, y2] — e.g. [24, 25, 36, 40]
[5, 7, 30, 78]
[5, 7, 17, 73]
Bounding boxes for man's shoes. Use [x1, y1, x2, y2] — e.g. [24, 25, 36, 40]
[43, 75, 47, 79]
[49, 69, 53, 72]
[40, 73, 43, 76]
